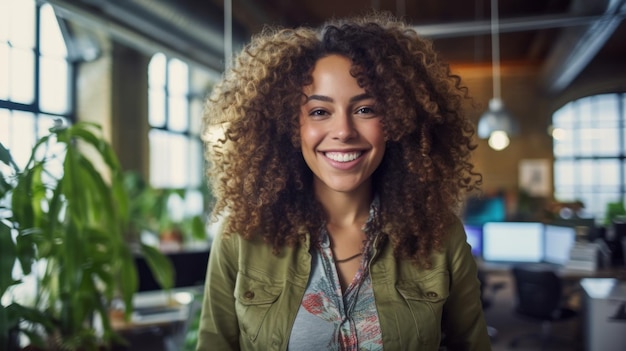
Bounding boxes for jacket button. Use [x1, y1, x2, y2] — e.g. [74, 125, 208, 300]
[426, 292, 438, 298]
[244, 291, 255, 299]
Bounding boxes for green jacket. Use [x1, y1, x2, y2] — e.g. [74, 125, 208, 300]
[196, 218, 491, 350]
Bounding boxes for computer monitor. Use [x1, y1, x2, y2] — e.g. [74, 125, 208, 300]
[544, 224, 576, 265]
[482, 222, 544, 263]
[463, 224, 483, 257]
[135, 249, 210, 291]
[462, 194, 507, 226]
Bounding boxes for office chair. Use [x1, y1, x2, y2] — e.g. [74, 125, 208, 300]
[477, 269, 505, 339]
[509, 265, 578, 351]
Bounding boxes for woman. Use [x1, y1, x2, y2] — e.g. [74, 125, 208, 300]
[197, 12, 489, 351]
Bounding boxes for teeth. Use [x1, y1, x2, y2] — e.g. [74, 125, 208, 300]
[325, 152, 362, 162]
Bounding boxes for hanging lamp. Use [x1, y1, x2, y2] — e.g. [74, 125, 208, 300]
[477, 0, 518, 151]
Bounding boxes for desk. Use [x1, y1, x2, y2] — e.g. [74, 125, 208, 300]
[580, 278, 626, 351]
[110, 287, 201, 351]
[477, 260, 626, 280]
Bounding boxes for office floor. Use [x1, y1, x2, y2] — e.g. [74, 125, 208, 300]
[484, 272, 583, 351]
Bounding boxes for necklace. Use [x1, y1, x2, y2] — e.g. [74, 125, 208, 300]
[334, 252, 363, 263]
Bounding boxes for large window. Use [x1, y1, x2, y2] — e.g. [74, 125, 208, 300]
[552, 93, 626, 222]
[148, 53, 206, 223]
[0, 0, 73, 169]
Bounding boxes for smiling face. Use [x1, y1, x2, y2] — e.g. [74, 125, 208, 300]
[299, 54, 386, 197]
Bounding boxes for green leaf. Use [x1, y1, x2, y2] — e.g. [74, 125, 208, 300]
[190, 215, 207, 241]
[117, 247, 138, 320]
[0, 173, 13, 198]
[0, 142, 19, 171]
[140, 243, 174, 291]
[15, 228, 38, 276]
[0, 221, 17, 296]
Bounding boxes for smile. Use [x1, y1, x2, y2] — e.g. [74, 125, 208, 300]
[324, 151, 363, 162]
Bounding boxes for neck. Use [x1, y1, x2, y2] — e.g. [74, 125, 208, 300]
[314, 181, 373, 229]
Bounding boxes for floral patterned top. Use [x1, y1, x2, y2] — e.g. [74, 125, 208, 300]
[288, 199, 383, 350]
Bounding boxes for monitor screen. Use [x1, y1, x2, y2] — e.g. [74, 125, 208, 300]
[463, 224, 483, 257]
[544, 224, 576, 265]
[482, 222, 544, 263]
[135, 249, 209, 291]
[462, 194, 507, 226]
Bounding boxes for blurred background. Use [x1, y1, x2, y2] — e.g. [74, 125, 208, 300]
[3, 0, 626, 224]
[1, 0, 626, 350]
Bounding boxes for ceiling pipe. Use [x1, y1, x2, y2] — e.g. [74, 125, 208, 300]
[539, 0, 626, 94]
[411, 12, 625, 39]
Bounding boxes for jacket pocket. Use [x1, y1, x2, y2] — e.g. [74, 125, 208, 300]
[234, 271, 282, 342]
[396, 270, 450, 345]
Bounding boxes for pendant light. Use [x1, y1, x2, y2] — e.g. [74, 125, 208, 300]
[477, 0, 518, 151]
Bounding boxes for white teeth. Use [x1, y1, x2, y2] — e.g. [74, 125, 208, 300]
[325, 152, 362, 162]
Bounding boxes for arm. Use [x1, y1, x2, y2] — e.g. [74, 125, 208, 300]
[441, 219, 492, 350]
[196, 226, 240, 351]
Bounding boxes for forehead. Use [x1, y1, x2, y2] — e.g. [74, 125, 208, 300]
[303, 54, 364, 95]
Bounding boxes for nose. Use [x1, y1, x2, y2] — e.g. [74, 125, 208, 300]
[332, 112, 357, 141]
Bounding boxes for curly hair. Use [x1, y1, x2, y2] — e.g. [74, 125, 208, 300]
[202, 12, 482, 267]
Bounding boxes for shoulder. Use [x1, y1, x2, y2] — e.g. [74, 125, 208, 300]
[443, 215, 467, 248]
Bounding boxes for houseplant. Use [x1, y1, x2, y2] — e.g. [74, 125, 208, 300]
[0, 121, 174, 350]
[123, 171, 208, 251]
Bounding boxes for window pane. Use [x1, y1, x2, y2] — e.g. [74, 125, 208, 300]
[168, 95, 188, 132]
[189, 137, 202, 187]
[554, 159, 575, 189]
[589, 94, 620, 156]
[0, 43, 8, 100]
[9, 0, 35, 49]
[39, 4, 67, 58]
[39, 56, 69, 114]
[578, 159, 595, 190]
[10, 47, 35, 104]
[189, 97, 203, 135]
[591, 125, 619, 156]
[11, 111, 36, 169]
[37, 114, 61, 138]
[0, 0, 9, 42]
[552, 102, 574, 129]
[593, 95, 619, 122]
[149, 129, 169, 188]
[167, 134, 188, 188]
[185, 190, 204, 217]
[0, 108, 9, 146]
[168, 58, 188, 94]
[149, 130, 188, 188]
[149, 89, 166, 127]
[553, 127, 574, 158]
[149, 53, 166, 88]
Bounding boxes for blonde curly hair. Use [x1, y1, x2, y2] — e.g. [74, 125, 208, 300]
[203, 12, 481, 267]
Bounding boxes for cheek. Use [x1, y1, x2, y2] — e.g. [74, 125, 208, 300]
[299, 122, 323, 150]
[365, 121, 386, 147]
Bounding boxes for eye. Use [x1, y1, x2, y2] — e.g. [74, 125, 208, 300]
[309, 109, 329, 117]
[355, 106, 376, 116]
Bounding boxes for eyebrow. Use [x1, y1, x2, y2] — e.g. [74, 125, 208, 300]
[305, 93, 373, 103]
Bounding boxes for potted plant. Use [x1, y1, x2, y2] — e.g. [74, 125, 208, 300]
[0, 121, 174, 350]
[123, 172, 208, 252]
